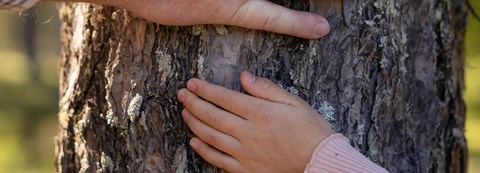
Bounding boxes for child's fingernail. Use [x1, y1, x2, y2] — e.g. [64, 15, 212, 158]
[178, 90, 186, 102]
[244, 71, 256, 83]
[182, 109, 190, 120]
[187, 80, 196, 91]
[190, 138, 198, 149]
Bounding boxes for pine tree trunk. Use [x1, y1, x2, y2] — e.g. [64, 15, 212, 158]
[55, 0, 468, 172]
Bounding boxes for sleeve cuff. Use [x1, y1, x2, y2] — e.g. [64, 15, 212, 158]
[304, 133, 389, 173]
[0, 0, 39, 11]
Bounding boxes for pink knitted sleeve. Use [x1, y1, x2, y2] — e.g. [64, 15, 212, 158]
[304, 133, 389, 173]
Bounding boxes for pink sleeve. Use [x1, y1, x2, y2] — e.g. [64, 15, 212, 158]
[304, 133, 389, 173]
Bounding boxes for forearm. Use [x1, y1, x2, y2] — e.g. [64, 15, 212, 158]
[40, 0, 119, 6]
[0, 0, 122, 11]
[0, 0, 38, 11]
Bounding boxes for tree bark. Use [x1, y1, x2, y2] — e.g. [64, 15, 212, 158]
[55, 0, 468, 172]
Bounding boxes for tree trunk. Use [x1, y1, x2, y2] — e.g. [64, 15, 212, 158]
[55, 0, 468, 172]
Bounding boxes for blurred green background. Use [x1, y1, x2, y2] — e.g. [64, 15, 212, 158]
[0, 4, 59, 173]
[465, 2, 480, 172]
[0, 2, 479, 173]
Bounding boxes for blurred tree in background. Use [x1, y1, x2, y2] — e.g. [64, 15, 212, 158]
[0, 1, 478, 173]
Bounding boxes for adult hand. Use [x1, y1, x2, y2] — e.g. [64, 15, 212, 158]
[48, 0, 330, 39]
[177, 71, 334, 173]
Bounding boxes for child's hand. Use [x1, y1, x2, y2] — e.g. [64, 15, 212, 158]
[68, 0, 330, 39]
[178, 71, 334, 173]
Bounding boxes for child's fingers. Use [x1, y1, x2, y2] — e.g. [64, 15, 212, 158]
[178, 89, 247, 138]
[189, 137, 244, 172]
[240, 71, 305, 107]
[185, 78, 273, 120]
[182, 109, 242, 156]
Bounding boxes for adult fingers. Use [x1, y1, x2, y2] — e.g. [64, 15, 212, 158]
[178, 89, 246, 137]
[224, 1, 330, 39]
[114, 0, 329, 39]
[190, 137, 244, 172]
[182, 109, 242, 155]
[185, 79, 272, 120]
[240, 71, 304, 106]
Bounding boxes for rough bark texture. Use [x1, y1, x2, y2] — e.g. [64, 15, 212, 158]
[55, 0, 468, 172]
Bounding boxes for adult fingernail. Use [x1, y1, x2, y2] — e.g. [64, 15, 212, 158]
[319, 16, 328, 24]
[190, 138, 198, 149]
[315, 21, 330, 37]
[178, 90, 186, 102]
[244, 71, 256, 83]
